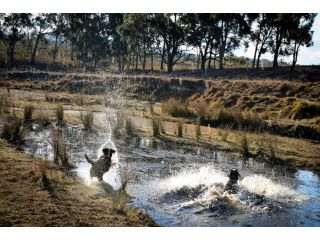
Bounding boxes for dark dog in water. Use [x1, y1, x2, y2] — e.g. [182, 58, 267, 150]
[85, 148, 116, 181]
[224, 169, 241, 194]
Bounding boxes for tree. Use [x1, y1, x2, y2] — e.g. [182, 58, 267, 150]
[213, 14, 250, 69]
[288, 14, 316, 80]
[110, 14, 128, 71]
[182, 14, 219, 70]
[153, 14, 188, 72]
[28, 14, 52, 65]
[2, 13, 31, 65]
[48, 14, 66, 63]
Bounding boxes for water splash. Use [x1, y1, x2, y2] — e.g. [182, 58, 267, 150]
[239, 175, 309, 203]
[98, 113, 122, 190]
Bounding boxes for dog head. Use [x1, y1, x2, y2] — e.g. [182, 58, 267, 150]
[102, 148, 116, 157]
[228, 169, 240, 182]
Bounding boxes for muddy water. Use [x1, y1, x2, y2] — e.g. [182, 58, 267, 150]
[22, 113, 320, 227]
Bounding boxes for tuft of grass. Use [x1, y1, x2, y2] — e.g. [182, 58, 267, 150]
[0, 94, 9, 114]
[291, 101, 320, 119]
[112, 170, 131, 214]
[125, 117, 134, 136]
[80, 111, 94, 131]
[149, 101, 154, 116]
[23, 105, 34, 123]
[55, 104, 64, 124]
[194, 99, 208, 120]
[218, 125, 231, 142]
[1, 115, 24, 145]
[177, 119, 184, 138]
[51, 129, 70, 167]
[195, 117, 201, 140]
[37, 113, 51, 127]
[257, 133, 279, 161]
[74, 93, 86, 106]
[151, 118, 160, 137]
[159, 118, 166, 135]
[161, 98, 192, 118]
[237, 132, 250, 157]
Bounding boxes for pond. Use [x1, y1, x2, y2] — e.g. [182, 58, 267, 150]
[23, 112, 320, 227]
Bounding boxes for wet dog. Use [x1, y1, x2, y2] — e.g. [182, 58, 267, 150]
[224, 169, 241, 194]
[85, 148, 116, 181]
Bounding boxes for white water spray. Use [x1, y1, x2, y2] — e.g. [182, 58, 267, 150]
[97, 113, 122, 190]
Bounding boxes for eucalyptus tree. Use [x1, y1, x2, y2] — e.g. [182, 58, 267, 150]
[2, 13, 31, 65]
[110, 13, 128, 71]
[48, 14, 66, 63]
[212, 14, 250, 69]
[153, 13, 187, 72]
[287, 14, 316, 80]
[28, 14, 53, 65]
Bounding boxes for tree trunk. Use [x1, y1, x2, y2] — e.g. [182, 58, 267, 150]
[167, 54, 174, 72]
[252, 41, 259, 68]
[273, 28, 281, 68]
[30, 35, 40, 65]
[150, 51, 154, 71]
[8, 40, 16, 65]
[160, 50, 165, 70]
[52, 34, 58, 63]
[219, 45, 225, 70]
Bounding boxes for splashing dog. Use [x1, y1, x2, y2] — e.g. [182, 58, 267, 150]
[85, 148, 116, 181]
[224, 169, 241, 194]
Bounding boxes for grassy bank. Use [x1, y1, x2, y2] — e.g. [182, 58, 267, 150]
[0, 140, 156, 226]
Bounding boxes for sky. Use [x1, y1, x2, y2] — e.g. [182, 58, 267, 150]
[234, 14, 320, 65]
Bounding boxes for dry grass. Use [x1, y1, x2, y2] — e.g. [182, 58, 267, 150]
[23, 105, 34, 123]
[80, 111, 94, 131]
[125, 117, 134, 136]
[55, 104, 64, 124]
[177, 119, 184, 138]
[0, 140, 156, 226]
[161, 98, 192, 118]
[151, 117, 160, 137]
[51, 129, 70, 167]
[237, 132, 250, 157]
[195, 118, 201, 140]
[1, 115, 24, 145]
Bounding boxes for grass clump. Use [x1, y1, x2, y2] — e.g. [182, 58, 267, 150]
[23, 105, 34, 123]
[290, 101, 320, 119]
[51, 129, 70, 167]
[125, 117, 134, 136]
[177, 119, 184, 138]
[237, 132, 250, 157]
[218, 125, 231, 142]
[80, 111, 94, 131]
[161, 98, 192, 118]
[1, 115, 24, 145]
[0, 94, 9, 114]
[74, 93, 86, 106]
[55, 104, 64, 124]
[152, 118, 160, 137]
[195, 118, 201, 140]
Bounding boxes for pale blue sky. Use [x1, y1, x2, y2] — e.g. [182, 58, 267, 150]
[235, 14, 320, 65]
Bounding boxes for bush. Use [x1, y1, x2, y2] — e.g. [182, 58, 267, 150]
[23, 105, 34, 123]
[152, 118, 160, 137]
[55, 104, 64, 124]
[51, 129, 69, 167]
[80, 111, 94, 131]
[1, 116, 24, 145]
[177, 119, 184, 138]
[161, 98, 192, 118]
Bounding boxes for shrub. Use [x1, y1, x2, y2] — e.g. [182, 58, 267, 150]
[1, 116, 24, 145]
[152, 118, 160, 137]
[80, 111, 94, 131]
[177, 119, 183, 138]
[161, 98, 192, 118]
[55, 104, 64, 124]
[51, 129, 69, 167]
[23, 105, 34, 123]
